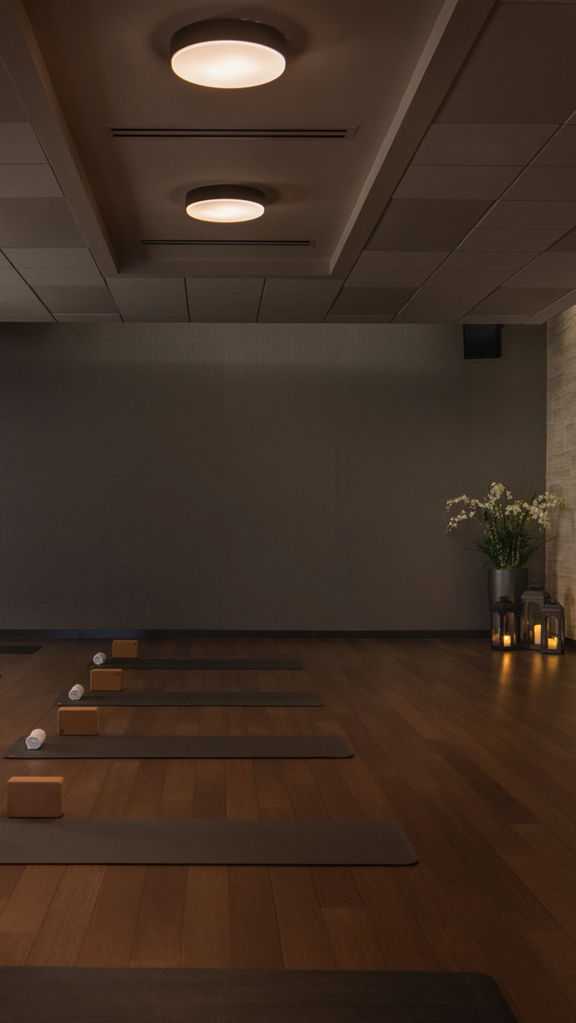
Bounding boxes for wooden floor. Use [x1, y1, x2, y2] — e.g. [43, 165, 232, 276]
[1, 637, 576, 1021]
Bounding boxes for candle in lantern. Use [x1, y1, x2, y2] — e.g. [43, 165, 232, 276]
[533, 624, 542, 645]
[547, 636, 559, 650]
[503, 635, 512, 647]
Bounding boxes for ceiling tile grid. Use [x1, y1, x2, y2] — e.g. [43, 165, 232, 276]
[0, 1, 576, 324]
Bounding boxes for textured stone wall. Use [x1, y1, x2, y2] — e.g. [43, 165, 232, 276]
[547, 307, 576, 638]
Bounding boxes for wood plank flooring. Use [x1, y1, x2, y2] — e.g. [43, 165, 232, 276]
[1, 637, 576, 1019]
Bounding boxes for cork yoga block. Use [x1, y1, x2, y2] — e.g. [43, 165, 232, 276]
[112, 639, 139, 658]
[7, 776, 64, 818]
[90, 668, 123, 691]
[57, 706, 100, 736]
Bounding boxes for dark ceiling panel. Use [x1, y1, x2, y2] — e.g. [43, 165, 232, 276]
[427, 268, 512, 288]
[438, 4, 576, 123]
[470, 286, 571, 316]
[330, 286, 415, 315]
[441, 250, 532, 271]
[459, 228, 568, 252]
[534, 126, 576, 166]
[0, 198, 84, 247]
[505, 167, 576, 202]
[368, 199, 490, 251]
[34, 284, 118, 314]
[0, 122, 46, 163]
[394, 165, 520, 200]
[413, 123, 557, 166]
[0, 59, 25, 120]
[0, 164, 61, 198]
[480, 201, 576, 231]
[395, 284, 495, 321]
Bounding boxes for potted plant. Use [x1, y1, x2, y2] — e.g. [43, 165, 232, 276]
[445, 482, 564, 609]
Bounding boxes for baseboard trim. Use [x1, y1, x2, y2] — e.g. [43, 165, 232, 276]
[0, 628, 490, 640]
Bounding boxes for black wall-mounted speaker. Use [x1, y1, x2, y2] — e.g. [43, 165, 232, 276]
[462, 324, 502, 359]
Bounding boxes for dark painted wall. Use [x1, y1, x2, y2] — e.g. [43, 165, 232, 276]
[0, 322, 546, 629]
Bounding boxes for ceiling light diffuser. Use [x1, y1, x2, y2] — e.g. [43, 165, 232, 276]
[185, 186, 266, 223]
[170, 19, 287, 89]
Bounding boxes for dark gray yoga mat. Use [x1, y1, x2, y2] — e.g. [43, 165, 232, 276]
[0, 645, 41, 654]
[5, 734, 352, 759]
[56, 689, 322, 707]
[89, 657, 303, 670]
[0, 819, 415, 865]
[0, 967, 517, 1022]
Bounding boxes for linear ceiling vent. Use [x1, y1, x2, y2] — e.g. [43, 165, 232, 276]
[112, 127, 349, 140]
[142, 239, 312, 246]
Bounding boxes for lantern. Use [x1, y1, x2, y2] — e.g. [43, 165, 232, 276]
[491, 596, 518, 650]
[520, 585, 550, 649]
[541, 598, 565, 654]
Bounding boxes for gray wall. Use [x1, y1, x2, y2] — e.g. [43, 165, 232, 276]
[0, 322, 546, 630]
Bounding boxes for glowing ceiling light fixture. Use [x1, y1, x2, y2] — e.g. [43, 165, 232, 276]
[185, 186, 266, 223]
[170, 19, 287, 89]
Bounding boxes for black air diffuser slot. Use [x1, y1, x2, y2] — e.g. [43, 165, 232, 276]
[112, 127, 348, 140]
[142, 239, 312, 247]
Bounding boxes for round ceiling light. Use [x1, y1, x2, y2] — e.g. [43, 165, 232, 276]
[170, 19, 287, 89]
[185, 186, 266, 223]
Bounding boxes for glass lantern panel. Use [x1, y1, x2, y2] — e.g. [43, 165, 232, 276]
[521, 601, 541, 645]
[502, 612, 517, 646]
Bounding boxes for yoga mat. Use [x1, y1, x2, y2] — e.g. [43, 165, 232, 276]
[88, 658, 303, 670]
[5, 734, 353, 759]
[56, 690, 322, 707]
[0, 967, 517, 1021]
[0, 819, 415, 864]
[0, 646, 41, 654]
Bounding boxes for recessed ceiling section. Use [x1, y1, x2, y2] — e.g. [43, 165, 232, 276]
[113, 136, 365, 262]
[21, 0, 448, 276]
